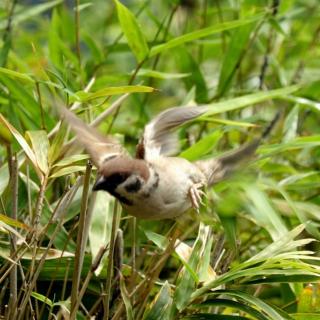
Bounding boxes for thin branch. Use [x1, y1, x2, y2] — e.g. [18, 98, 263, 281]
[70, 245, 109, 319]
[70, 161, 92, 318]
[103, 201, 120, 319]
[8, 153, 18, 319]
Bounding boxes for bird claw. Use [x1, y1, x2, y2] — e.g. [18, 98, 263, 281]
[189, 183, 205, 213]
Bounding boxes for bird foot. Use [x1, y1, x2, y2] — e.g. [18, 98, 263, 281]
[189, 183, 205, 213]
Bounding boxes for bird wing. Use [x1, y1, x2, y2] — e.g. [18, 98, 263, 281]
[195, 112, 280, 186]
[195, 139, 261, 186]
[137, 105, 208, 160]
[59, 105, 126, 168]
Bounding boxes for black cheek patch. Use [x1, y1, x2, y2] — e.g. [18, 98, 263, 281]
[93, 173, 133, 205]
[113, 191, 133, 205]
[125, 178, 142, 193]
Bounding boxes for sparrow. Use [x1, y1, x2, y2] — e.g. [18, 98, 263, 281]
[59, 105, 278, 220]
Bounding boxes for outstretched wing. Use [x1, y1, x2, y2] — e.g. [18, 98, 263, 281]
[137, 105, 208, 160]
[59, 105, 126, 168]
[195, 112, 280, 186]
[195, 139, 261, 186]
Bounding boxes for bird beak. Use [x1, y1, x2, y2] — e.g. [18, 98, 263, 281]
[93, 176, 105, 191]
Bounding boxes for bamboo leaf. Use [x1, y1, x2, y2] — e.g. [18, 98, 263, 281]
[26, 131, 50, 175]
[150, 14, 264, 56]
[180, 130, 223, 161]
[0, 213, 31, 230]
[203, 85, 300, 116]
[0, 0, 64, 30]
[0, 67, 34, 83]
[49, 165, 86, 178]
[114, 0, 149, 62]
[0, 114, 42, 178]
[143, 282, 173, 320]
[70, 85, 155, 102]
[89, 192, 117, 275]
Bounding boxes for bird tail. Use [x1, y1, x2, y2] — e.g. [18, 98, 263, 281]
[195, 112, 280, 186]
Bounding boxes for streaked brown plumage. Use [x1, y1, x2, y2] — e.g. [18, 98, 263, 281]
[59, 105, 278, 219]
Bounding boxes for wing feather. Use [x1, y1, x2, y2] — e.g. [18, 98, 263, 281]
[59, 105, 126, 168]
[138, 105, 208, 160]
[196, 112, 280, 186]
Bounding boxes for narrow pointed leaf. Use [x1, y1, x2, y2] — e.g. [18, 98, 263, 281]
[114, 0, 149, 62]
[150, 14, 264, 56]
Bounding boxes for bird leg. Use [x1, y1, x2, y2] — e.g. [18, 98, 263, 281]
[189, 183, 205, 213]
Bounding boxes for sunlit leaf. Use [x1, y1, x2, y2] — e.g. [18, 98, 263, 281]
[114, 0, 149, 62]
[180, 130, 223, 161]
[0, 114, 42, 178]
[70, 85, 155, 102]
[0, 213, 31, 230]
[30, 292, 54, 307]
[26, 131, 50, 175]
[0, 67, 34, 83]
[89, 192, 117, 275]
[49, 165, 86, 178]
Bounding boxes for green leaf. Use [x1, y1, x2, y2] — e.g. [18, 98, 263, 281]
[174, 224, 211, 311]
[0, 163, 10, 196]
[216, 23, 254, 97]
[150, 14, 264, 56]
[114, 0, 149, 62]
[195, 298, 269, 320]
[259, 135, 320, 155]
[0, 242, 74, 260]
[70, 85, 155, 102]
[203, 85, 300, 116]
[52, 154, 89, 168]
[89, 192, 118, 275]
[244, 184, 288, 240]
[144, 229, 169, 250]
[48, 9, 63, 70]
[0, 77, 40, 126]
[283, 105, 299, 142]
[291, 314, 320, 320]
[0, 153, 25, 195]
[247, 225, 308, 262]
[0, 213, 31, 230]
[182, 314, 251, 320]
[207, 290, 290, 320]
[26, 131, 50, 175]
[0, 114, 42, 179]
[30, 292, 54, 307]
[49, 165, 86, 178]
[180, 130, 223, 161]
[0, 67, 35, 83]
[136, 69, 190, 79]
[297, 285, 315, 313]
[0, 0, 64, 31]
[143, 281, 172, 320]
[0, 32, 11, 67]
[174, 47, 208, 103]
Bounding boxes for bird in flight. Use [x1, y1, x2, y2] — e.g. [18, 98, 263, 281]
[60, 105, 278, 220]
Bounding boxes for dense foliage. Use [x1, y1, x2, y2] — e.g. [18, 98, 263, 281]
[0, 0, 320, 319]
